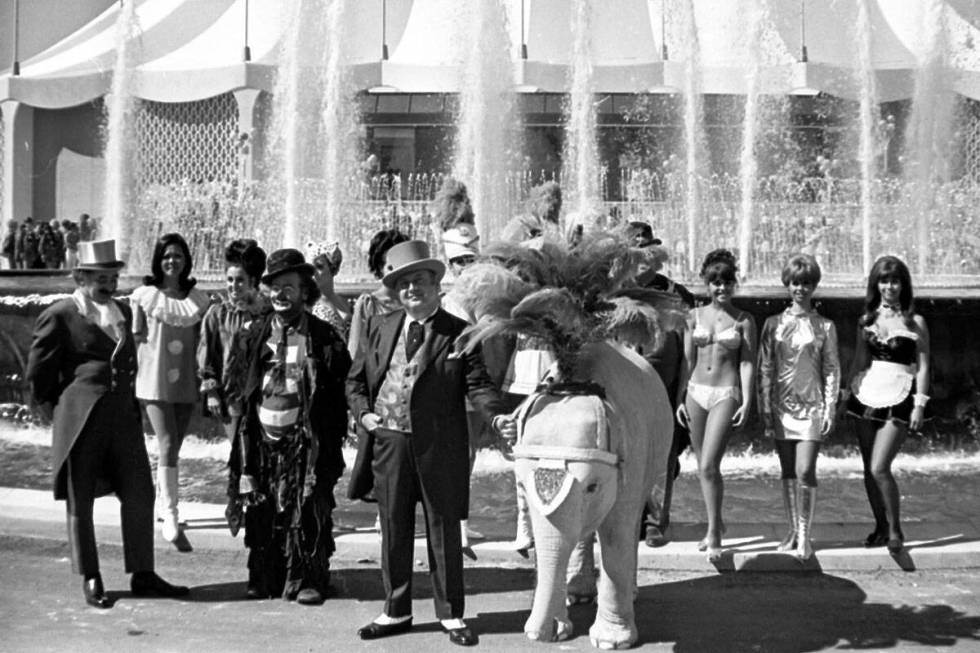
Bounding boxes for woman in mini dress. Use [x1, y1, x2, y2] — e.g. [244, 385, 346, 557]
[676, 249, 756, 560]
[846, 255, 930, 554]
[347, 229, 408, 359]
[758, 254, 840, 559]
[131, 233, 210, 548]
[306, 240, 351, 340]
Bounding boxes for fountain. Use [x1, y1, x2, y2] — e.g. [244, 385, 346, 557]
[452, 0, 519, 241]
[563, 0, 601, 224]
[102, 0, 142, 262]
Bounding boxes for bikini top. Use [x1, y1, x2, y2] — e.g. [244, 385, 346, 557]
[692, 309, 743, 350]
[864, 326, 918, 366]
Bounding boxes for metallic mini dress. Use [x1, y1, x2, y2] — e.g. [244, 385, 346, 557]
[758, 309, 841, 441]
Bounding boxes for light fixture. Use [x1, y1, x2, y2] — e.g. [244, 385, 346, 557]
[12, 0, 20, 75]
[520, 0, 528, 59]
[799, 0, 808, 63]
[382, 0, 389, 60]
[790, 86, 820, 96]
[243, 0, 251, 62]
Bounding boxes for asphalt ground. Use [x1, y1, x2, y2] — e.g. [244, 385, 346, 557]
[1, 532, 980, 652]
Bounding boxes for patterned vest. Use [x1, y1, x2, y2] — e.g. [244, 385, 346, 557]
[374, 323, 423, 433]
[258, 319, 307, 443]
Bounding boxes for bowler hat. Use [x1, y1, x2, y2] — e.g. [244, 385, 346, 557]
[75, 239, 125, 270]
[381, 240, 446, 288]
[625, 221, 662, 247]
[261, 248, 316, 284]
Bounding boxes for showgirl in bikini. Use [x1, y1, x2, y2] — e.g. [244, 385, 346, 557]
[677, 249, 756, 561]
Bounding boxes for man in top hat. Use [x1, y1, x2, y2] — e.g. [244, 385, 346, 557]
[625, 221, 695, 547]
[347, 240, 516, 646]
[26, 240, 189, 608]
[224, 248, 351, 604]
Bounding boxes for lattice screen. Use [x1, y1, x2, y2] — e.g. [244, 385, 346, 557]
[0, 113, 5, 224]
[965, 99, 980, 183]
[136, 93, 239, 186]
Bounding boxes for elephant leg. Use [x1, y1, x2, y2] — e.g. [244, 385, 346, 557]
[566, 531, 597, 605]
[524, 492, 579, 642]
[590, 499, 644, 650]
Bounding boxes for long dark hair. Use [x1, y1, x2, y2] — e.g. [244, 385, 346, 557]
[143, 232, 196, 291]
[367, 229, 409, 279]
[859, 255, 915, 328]
[700, 248, 738, 283]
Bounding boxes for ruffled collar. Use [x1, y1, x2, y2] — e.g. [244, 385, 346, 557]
[223, 291, 268, 316]
[130, 285, 209, 328]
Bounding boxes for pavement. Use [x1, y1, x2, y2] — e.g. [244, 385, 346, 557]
[2, 486, 978, 574]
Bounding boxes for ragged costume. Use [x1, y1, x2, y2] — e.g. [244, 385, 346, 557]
[226, 310, 351, 598]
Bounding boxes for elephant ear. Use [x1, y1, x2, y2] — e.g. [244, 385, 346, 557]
[529, 466, 575, 517]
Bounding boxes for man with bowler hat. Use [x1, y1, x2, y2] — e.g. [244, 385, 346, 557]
[26, 239, 189, 608]
[225, 248, 351, 604]
[347, 240, 516, 646]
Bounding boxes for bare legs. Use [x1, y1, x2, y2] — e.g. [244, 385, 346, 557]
[144, 401, 194, 548]
[685, 397, 736, 557]
[856, 419, 906, 546]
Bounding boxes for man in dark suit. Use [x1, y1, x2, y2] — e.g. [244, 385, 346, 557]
[347, 241, 516, 646]
[27, 239, 189, 608]
[626, 221, 696, 547]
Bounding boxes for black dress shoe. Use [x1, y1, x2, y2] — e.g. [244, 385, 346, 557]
[130, 571, 190, 598]
[445, 625, 477, 646]
[83, 575, 111, 609]
[357, 618, 413, 640]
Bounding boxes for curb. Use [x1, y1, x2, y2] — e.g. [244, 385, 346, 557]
[2, 487, 978, 572]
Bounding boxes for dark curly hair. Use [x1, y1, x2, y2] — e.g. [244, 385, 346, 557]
[367, 229, 410, 279]
[143, 232, 196, 291]
[432, 178, 475, 231]
[700, 248, 738, 283]
[224, 238, 266, 287]
[858, 255, 915, 328]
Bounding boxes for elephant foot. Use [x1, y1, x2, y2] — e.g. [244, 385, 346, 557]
[525, 617, 572, 642]
[589, 619, 637, 650]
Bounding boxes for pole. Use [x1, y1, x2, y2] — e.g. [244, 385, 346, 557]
[243, 0, 251, 61]
[382, 0, 389, 60]
[12, 0, 21, 75]
[800, 0, 808, 62]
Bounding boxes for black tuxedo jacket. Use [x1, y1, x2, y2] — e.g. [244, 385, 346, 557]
[26, 297, 140, 500]
[346, 307, 504, 518]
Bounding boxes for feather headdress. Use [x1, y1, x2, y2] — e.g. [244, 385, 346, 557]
[459, 232, 689, 382]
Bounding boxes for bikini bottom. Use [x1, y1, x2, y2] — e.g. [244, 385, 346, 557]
[687, 382, 741, 411]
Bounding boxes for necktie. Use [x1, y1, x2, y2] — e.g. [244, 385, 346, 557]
[406, 321, 424, 360]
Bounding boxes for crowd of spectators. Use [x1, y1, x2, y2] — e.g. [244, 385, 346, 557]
[1, 214, 96, 270]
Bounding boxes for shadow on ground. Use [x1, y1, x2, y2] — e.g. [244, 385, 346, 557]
[476, 572, 980, 651]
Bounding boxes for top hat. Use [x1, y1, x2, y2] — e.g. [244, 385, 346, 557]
[75, 239, 125, 270]
[381, 240, 446, 288]
[261, 248, 316, 284]
[442, 223, 480, 260]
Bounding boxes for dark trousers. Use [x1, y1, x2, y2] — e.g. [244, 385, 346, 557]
[373, 427, 464, 620]
[65, 394, 154, 577]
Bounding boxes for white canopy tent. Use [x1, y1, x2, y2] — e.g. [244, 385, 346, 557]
[2, 0, 980, 106]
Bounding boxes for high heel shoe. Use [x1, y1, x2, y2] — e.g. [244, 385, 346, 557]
[697, 523, 726, 552]
[887, 535, 904, 556]
[864, 530, 889, 548]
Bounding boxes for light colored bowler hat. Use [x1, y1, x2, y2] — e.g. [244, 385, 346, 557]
[381, 240, 446, 288]
[75, 239, 125, 270]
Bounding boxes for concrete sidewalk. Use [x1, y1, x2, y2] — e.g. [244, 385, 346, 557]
[2, 486, 978, 573]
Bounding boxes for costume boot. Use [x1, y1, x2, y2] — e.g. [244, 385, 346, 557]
[797, 485, 817, 560]
[158, 466, 180, 543]
[777, 479, 798, 552]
